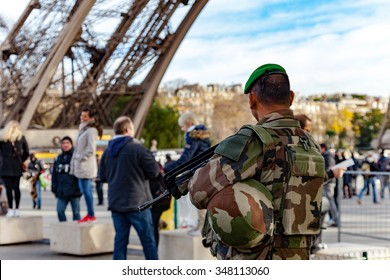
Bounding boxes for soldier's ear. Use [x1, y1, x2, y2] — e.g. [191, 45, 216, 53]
[289, 90, 295, 106]
[249, 91, 257, 109]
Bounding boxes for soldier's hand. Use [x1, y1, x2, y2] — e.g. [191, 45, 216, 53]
[167, 180, 189, 199]
[332, 167, 346, 178]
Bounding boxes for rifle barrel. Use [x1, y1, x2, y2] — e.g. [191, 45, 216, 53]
[137, 190, 171, 212]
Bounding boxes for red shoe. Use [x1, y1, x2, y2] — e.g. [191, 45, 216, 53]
[78, 215, 96, 224]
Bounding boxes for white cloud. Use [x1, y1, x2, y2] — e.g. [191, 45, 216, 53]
[163, 0, 390, 97]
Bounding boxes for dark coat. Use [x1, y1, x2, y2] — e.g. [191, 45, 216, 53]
[0, 136, 29, 177]
[51, 148, 81, 199]
[99, 136, 160, 212]
[164, 124, 211, 172]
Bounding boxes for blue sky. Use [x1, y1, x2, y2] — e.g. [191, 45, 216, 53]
[164, 0, 390, 98]
[2, 0, 390, 97]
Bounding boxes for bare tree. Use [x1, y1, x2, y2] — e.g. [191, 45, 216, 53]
[0, 15, 7, 31]
[212, 94, 254, 141]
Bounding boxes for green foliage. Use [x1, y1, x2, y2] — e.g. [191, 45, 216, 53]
[353, 109, 384, 149]
[326, 129, 336, 137]
[141, 101, 183, 149]
[339, 129, 347, 139]
[111, 96, 132, 122]
[351, 94, 366, 100]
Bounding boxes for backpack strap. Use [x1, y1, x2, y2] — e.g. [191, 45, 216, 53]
[241, 125, 276, 165]
[241, 124, 288, 236]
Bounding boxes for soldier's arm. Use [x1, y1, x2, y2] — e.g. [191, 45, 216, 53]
[188, 133, 263, 209]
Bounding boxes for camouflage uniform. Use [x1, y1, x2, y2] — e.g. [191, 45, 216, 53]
[188, 109, 325, 260]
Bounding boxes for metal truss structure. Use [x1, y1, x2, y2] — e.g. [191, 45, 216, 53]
[0, 0, 208, 137]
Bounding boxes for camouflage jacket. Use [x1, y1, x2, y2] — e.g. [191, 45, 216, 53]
[188, 109, 325, 260]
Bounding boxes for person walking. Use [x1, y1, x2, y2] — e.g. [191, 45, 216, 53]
[99, 116, 160, 260]
[377, 150, 390, 199]
[95, 154, 104, 206]
[27, 153, 45, 210]
[187, 63, 325, 260]
[0, 120, 29, 217]
[51, 136, 82, 222]
[70, 108, 102, 223]
[358, 153, 380, 204]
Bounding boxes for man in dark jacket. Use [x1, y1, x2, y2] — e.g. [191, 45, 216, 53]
[51, 136, 81, 222]
[99, 116, 160, 260]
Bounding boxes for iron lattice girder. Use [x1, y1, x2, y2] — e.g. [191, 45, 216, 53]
[0, 0, 208, 134]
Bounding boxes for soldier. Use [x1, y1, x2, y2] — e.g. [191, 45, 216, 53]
[188, 63, 326, 260]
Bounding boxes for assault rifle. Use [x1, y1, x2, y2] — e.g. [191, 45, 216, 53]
[138, 144, 217, 212]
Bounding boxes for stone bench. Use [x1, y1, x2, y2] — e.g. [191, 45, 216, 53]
[0, 216, 43, 244]
[50, 222, 115, 255]
[159, 229, 215, 260]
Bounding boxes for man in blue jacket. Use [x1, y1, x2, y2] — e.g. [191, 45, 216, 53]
[99, 116, 160, 260]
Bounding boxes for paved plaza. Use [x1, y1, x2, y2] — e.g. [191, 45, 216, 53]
[1, 185, 390, 260]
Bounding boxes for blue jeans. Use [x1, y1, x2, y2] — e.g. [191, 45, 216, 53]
[111, 209, 158, 260]
[359, 177, 378, 203]
[35, 180, 42, 208]
[57, 197, 81, 222]
[78, 178, 94, 217]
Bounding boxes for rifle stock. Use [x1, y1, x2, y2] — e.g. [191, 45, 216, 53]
[138, 144, 217, 212]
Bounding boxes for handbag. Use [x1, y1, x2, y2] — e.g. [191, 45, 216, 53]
[39, 173, 48, 188]
[11, 141, 27, 172]
[30, 176, 37, 199]
[21, 162, 27, 172]
[0, 185, 8, 216]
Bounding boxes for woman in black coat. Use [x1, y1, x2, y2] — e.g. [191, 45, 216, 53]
[0, 121, 29, 217]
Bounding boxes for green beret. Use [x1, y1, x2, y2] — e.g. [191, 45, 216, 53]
[244, 63, 287, 94]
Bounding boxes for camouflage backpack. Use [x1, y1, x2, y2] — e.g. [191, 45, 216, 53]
[203, 120, 325, 256]
[246, 122, 325, 236]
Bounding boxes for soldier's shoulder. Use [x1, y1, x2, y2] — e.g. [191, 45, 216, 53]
[215, 127, 255, 161]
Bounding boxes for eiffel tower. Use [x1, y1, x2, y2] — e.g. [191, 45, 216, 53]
[0, 0, 208, 137]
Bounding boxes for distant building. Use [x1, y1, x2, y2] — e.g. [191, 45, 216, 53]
[158, 84, 389, 148]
